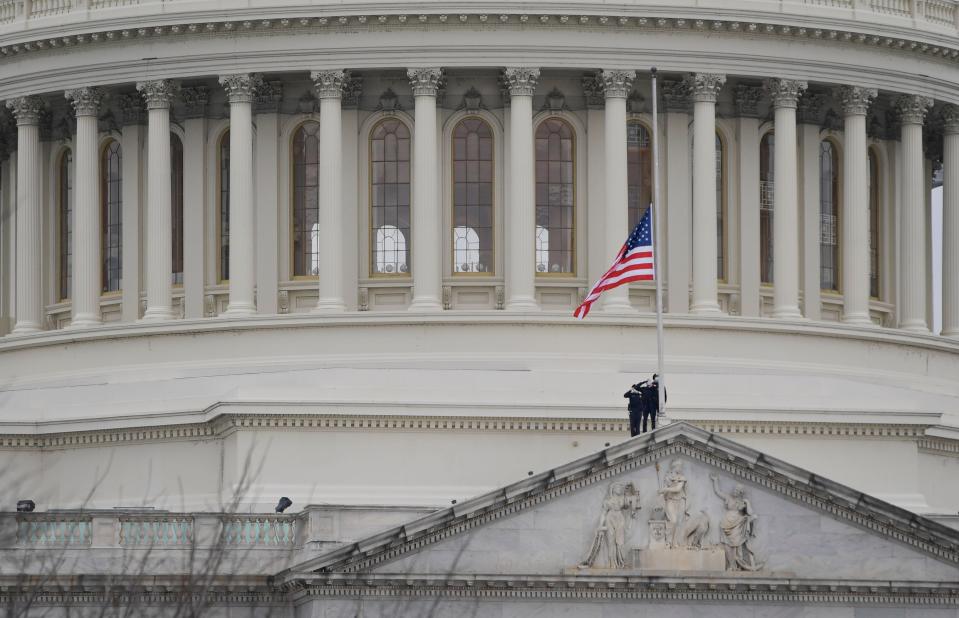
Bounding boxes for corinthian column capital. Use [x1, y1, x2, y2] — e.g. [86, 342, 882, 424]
[836, 85, 878, 116]
[895, 94, 934, 125]
[764, 78, 808, 109]
[943, 104, 959, 135]
[136, 79, 180, 110]
[407, 68, 444, 97]
[311, 70, 348, 99]
[503, 68, 540, 97]
[685, 73, 726, 103]
[6, 95, 46, 125]
[218, 73, 263, 104]
[601, 70, 636, 99]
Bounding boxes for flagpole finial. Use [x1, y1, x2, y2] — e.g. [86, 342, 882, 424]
[650, 66, 657, 75]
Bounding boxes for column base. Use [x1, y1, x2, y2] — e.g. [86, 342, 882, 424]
[68, 314, 102, 329]
[221, 303, 257, 318]
[841, 312, 872, 326]
[771, 306, 803, 320]
[140, 306, 176, 322]
[408, 297, 443, 312]
[600, 300, 635, 314]
[312, 299, 347, 314]
[505, 297, 539, 312]
[900, 320, 929, 333]
[941, 327, 959, 338]
[11, 321, 43, 335]
[689, 302, 722, 315]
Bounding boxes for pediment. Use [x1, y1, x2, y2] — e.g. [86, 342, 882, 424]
[289, 423, 959, 585]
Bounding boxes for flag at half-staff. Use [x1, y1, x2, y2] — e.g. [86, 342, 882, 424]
[573, 207, 655, 319]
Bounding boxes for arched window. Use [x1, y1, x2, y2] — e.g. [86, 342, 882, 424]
[716, 132, 727, 280]
[627, 121, 652, 230]
[218, 130, 230, 282]
[100, 140, 122, 293]
[291, 121, 321, 277]
[759, 132, 775, 284]
[452, 117, 494, 274]
[171, 133, 184, 285]
[375, 225, 407, 274]
[370, 118, 411, 275]
[535, 225, 550, 273]
[535, 118, 575, 274]
[819, 140, 840, 292]
[57, 149, 73, 301]
[868, 148, 880, 299]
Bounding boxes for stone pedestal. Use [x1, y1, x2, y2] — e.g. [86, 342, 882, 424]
[634, 545, 726, 572]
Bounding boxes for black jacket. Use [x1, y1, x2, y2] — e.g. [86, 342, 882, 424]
[623, 385, 645, 412]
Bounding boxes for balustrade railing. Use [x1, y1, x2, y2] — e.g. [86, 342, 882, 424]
[0, 0, 957, 35]
[17, 514, 92, 545]
[222, 515, 296, 546]
[119, 514, 193, 546]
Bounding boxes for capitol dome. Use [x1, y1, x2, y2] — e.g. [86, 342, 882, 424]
[0, 0, 958, 614]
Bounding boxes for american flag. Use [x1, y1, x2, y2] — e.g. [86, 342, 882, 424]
[573, 207, 655, 319]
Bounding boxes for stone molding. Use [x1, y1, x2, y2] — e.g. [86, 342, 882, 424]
[295, 423, 959, 575]
[896, 93, 935, 124]
[600, 69, 635, 99]
[311, 69, 347, 99]
[685, 72, 726, 103]
[63, 87, 105, 117]
[407, 67, 443, 97]
[6, 95, 44, 125]
[502, 67, 540, 97]
[836, 85, 878, 116]
[733, 84, 763, 117]
[218, 73, 262, 104]
[135, 79, 179, 109]
[764, 78, 808, 109]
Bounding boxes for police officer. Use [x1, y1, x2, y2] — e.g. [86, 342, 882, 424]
[639, 373, 666, 433]
[623, 382, 645, 437]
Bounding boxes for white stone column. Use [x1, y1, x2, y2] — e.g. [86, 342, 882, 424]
[836, 86, 878, 325]
[765, 79, 807, 319]
[6, 96, 44, 334]
[663, 80, 691, 314]
[0, 155, 13, 335]
[218, 74, 260, 317]
[504, 68, 540, 311]
[688, 73, 726, 314]
[311, 70, 348, 313]
[181, 87, 209, 319]
[406, 68, 443, 312]
[734, 86, 763, 318]
[943, 105, 959, 338]
[136, 80, 179, 321]
[61, 89, 103, 328]
[600, 69, 636, 312]
[896, 94, 933, 332]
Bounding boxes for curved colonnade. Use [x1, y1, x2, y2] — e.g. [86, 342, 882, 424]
[0, 0, 957, 514]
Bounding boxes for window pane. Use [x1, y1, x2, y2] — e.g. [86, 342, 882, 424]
[371, 119, 412, 275]
[760, 132, 775, 284]
[869, 150, 880, 299]
[59, 150, 73, 301]
[101, 141, 123, 293]
[452, 118, 494, 274]
[219, 130, 230, 281]
[535, 118, 575, 274]
[819, 140, 840, 292]
[292, 122, 321, 277]
[716, 133, 726, 280]
[171, 134, 184, 285]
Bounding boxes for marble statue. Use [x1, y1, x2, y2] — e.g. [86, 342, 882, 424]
[579, 482, 640, 568]
[710, 474, 764, 571]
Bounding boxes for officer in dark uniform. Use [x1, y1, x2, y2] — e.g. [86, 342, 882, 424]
[639, 373, 666, 433]
[623, 382, 646, 437]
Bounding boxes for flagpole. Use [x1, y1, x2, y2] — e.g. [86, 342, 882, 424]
[650, 67, 667, 421]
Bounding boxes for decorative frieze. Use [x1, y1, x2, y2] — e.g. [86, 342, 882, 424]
[135, 79, 179, 109]
[764, 78, 808, 109]
[63, 86, 104, 116]
[601, 69, 636, 99]
[374, 88, 401, 113]
[581, 73, 605, 108]
[116, 92, 147, 125]
[659, 79, 690, 113]
[254, 80, 283, 113]
[407, 67, 443, 97]
[456, 87, 486, 112]
[7, 95, 45, 125]
[895, 93, 934, 125]
[311, 70, 347, 99]
[502, 67, 540, 97]
[218, 73, 262, 104]
[797, 91, 826, 125]
[180, 86, 209, 119]
[836, 85, 878, 116]
[733, 84, 763, 118]
[341, 74, 363, 108]
[685, 72, 726, 103]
